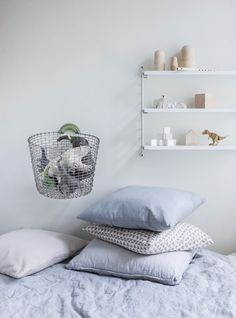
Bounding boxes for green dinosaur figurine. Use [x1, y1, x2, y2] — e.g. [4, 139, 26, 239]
[57, 135, 89, 148]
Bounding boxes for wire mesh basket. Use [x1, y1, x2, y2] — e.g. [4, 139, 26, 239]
[28, 132, 100, 199]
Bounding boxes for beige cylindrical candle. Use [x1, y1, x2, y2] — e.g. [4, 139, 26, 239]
[154, 50, 165, 70]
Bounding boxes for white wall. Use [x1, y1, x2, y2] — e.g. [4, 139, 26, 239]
[1, 0, 236, 254]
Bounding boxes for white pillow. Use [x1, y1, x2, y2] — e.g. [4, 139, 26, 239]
[0, 229, 87, 278]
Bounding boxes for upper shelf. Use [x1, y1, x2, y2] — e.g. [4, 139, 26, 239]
[144, 145, 236, 151]
[143, 108, 236, 113]
[142, 70, 236, 78]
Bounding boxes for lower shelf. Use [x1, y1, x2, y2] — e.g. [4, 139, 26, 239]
[144, 145, 236, 151]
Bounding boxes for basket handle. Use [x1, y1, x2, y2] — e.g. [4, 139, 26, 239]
[58, 123, 80, 135]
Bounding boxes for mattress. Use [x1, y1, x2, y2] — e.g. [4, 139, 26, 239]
[0, 249, 235, 318]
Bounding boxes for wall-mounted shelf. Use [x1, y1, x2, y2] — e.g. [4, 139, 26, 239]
[143, 70, 236, 78]
[140, 66, 236, 156]
[143, 108, 236, 113]
[144, 145, 236, 151]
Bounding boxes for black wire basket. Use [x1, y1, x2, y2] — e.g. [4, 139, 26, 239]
[28, 132, 100, 199]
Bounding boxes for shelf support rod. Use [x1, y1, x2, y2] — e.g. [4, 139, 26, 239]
[140, 66, 145, 156]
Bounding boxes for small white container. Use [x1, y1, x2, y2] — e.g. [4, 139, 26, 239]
[159, 139, 164, 146]
[163, 127, 171, 134]
[150, 139, 157, 147]
[165, 139, 176, 146]
[162, 132, 173, 140]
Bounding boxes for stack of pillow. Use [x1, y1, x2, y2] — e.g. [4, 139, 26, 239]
[67, 186, 213, 286]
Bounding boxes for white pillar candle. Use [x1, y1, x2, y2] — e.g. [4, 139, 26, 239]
[151, 139, 157, 147]
[159, 139, 164, 146]
[165, 139, 176, 146]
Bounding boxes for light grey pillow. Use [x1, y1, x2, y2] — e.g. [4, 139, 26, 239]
[0, 229, 87, 278]
[66, 239, 195, 285]
[83, 223, 213, 255]
[79, 186, 205, 231]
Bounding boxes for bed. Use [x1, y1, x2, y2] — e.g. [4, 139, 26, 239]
[0, 249, 236, 318]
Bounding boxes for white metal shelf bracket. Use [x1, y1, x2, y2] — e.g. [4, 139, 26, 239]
[140, 66, 145, 156]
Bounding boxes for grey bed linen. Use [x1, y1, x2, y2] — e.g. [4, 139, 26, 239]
[0, 250, 235, 318]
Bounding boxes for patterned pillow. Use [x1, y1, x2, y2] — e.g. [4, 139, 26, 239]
[83, 223, 213, 255]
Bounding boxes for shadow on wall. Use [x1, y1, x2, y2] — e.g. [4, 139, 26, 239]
[107, 71, 142, 174]
[142, 59, 153, 70]
[112, 113, 140, 174]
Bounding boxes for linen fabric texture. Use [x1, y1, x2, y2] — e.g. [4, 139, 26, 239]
[79, 186, 205, 231]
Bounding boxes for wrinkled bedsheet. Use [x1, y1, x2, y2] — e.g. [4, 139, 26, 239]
[0, 249, 236, 318]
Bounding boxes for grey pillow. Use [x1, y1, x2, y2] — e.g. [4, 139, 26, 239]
[83, 223, 213, 255]
[79, 186, 204, 231]
[66, 239, 195, 286]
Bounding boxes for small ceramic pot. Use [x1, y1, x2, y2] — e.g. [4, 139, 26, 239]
[170, 56, 178, 71]
[180, 45, 196, 68]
